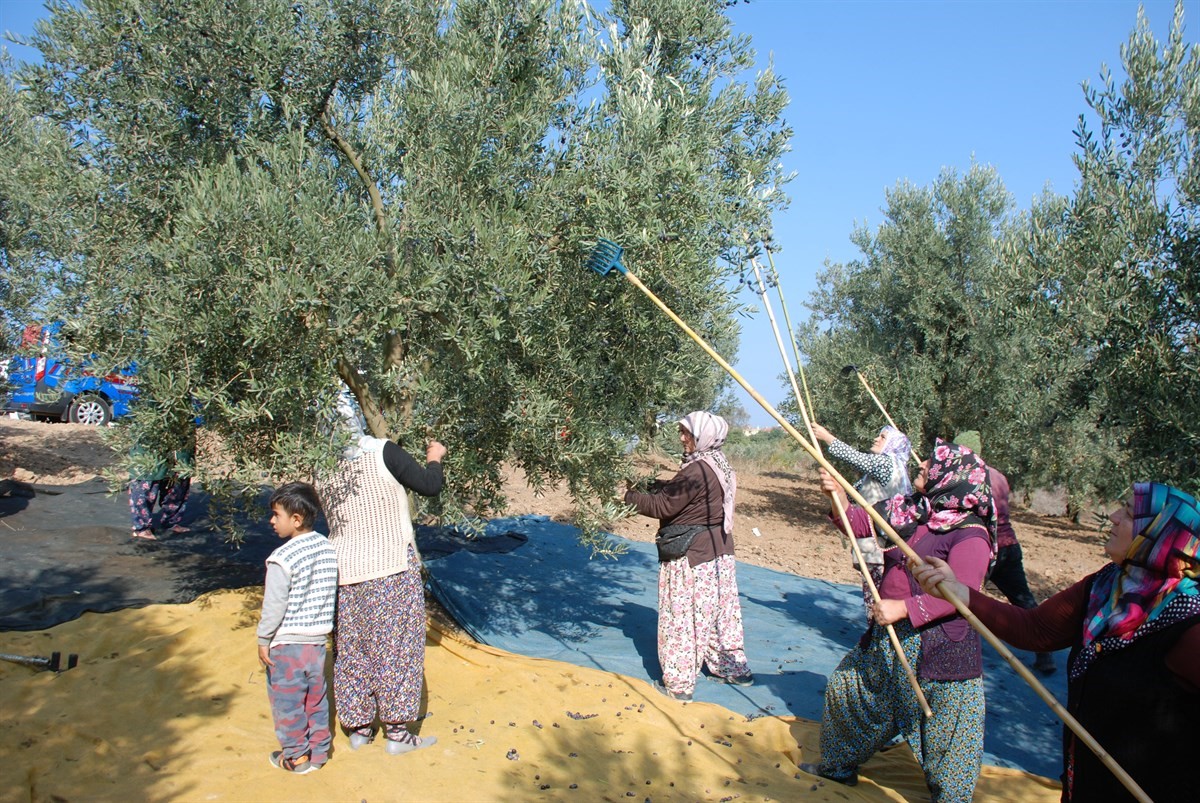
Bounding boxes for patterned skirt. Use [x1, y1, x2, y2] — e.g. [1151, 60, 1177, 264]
[657, 554, 751, 695]
[334, 547, 425, 730]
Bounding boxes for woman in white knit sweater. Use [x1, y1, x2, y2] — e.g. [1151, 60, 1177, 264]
[320, 391, 446, 755]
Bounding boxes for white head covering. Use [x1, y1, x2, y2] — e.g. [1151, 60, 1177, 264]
[679, 411, 736, 534]
[877, 425, 913, 496]
[852, 424, 912, 505]
[332, 385, 370, 461]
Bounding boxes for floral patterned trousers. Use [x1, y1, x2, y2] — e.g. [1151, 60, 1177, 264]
[657, 554, 751, 695]
[334, 549, 426, 731]
[818, 620, 985, 802]
[128, 476, 190, 532]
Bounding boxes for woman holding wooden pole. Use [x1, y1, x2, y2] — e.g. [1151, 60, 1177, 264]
[810, 420, 913, 608]
[800, 441, 995, 802]
[913, 481, 1200, 803]
[744, 251, 931, 716]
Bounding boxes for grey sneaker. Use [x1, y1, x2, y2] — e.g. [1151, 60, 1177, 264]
[347, 730, 374, 750]
[652, 680, 693, 701]
[384, 731, 437, 755]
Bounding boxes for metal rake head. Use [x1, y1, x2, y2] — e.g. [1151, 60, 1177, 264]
[585, 238, 627, 276]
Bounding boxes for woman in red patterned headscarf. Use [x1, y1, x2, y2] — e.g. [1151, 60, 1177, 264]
[913, 482, 1200, 802]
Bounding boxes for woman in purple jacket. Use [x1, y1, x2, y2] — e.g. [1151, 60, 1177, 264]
[801, 440, 995, 802]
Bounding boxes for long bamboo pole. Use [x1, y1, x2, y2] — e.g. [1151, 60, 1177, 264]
[848, 368, 923, 466]
[760, 247, 922, 468]
[747, 256, 932, 718]
[611, 266, 1152, 803]
[761, 247, 815, 419]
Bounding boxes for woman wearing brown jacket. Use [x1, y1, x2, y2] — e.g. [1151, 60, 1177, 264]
[624, 411, 753, 701]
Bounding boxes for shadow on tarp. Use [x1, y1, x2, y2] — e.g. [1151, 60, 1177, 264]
[0, 478, 36, 517]
[419, 515, 1070, 780]
[0, 478, 277, 631]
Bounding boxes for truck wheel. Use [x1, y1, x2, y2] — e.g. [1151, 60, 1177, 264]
[68, 394, 112, 426]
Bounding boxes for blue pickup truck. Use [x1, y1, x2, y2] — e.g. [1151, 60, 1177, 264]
[3, 324, 138, 425]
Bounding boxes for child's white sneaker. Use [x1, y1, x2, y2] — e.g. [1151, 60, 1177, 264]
[269, 751, 319, 774]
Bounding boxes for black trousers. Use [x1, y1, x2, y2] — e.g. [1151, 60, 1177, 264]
[987, 543, 1038, 609]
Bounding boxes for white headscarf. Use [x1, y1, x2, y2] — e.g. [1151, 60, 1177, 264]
[679, 411, 736, 535]
[332, 385, 371, 461]
[877, 425, 913, 497]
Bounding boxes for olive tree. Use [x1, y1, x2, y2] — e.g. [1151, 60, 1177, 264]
[2, 0, 791, 539]
[793, 164, 1023, 464]
[998, 0, 1199, 501]
[794, 1, 1199, 506]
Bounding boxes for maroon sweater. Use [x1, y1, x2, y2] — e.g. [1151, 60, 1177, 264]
[969, 575, 1200, 802]
[966, 578, 1200, 689]
[624, 461, 733, 567]
[836, 506, 991, 679]
[988, 467, 1018, 549]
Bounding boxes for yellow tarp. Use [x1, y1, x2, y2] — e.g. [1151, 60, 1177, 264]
[0, 589, 1061, 801]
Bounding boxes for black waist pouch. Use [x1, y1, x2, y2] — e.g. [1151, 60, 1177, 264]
[655, 524, 706, 562]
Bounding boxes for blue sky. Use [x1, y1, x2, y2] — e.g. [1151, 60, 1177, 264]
[1, 0, 1189, 425]
[721, 0, 1186, 425]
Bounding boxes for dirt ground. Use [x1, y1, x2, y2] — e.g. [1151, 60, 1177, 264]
[0, 416, 1111, 604]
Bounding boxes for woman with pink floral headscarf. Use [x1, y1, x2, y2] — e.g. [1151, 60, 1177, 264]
[802, 440, 995, 801]
[914, 481, 1200, 802]
[624, 411, 752, 701]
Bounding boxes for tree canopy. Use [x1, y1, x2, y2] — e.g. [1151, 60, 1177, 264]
[793, 163, 1022, 467]
[997, 0, 1199, 500]
[794, 1, 1199, 504]
[1, 0, 792, 536]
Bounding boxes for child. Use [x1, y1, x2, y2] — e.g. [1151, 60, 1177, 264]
[257, 482, 339, 774]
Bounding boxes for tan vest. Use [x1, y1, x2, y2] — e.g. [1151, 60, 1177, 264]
[320, 437, 416, 586]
